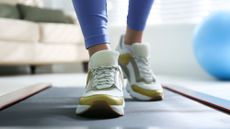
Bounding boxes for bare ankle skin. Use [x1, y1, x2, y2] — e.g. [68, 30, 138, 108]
[88, 44, 111, 57]
[125, 27, 143, 45]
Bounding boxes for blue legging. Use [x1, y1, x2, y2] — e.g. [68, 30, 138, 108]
[72, 0, 154, 49]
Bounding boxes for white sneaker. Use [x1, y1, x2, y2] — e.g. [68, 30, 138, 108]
[116, 35, 164, 101]
[76, 50, 125, 116]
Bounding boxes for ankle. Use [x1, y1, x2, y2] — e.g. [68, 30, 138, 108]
[124, 27, 143, 45]
[88, 44, 111, 57]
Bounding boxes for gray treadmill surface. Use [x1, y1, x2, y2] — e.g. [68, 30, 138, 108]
[0, 87, 229, 129]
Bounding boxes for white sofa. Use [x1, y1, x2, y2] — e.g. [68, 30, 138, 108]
[0, 0, 89, 73]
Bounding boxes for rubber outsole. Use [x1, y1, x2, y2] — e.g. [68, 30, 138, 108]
[76, 101, 124, 118]
[126, 83, 164, 101]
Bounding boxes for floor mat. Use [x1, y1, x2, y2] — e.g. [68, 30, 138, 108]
[0, 87, 229, 129]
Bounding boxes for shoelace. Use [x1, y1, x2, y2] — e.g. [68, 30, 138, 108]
[134, 56, 154, 82]
[91, 66, 118, 90]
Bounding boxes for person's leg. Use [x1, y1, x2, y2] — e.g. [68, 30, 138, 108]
[117, 0, 163, 101]
[125, 0, 154, 45]
[72, 0, 110, 56]
[72, 0, 125, 116]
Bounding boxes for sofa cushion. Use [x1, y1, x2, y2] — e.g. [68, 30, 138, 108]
[0, 0, 44, 7]
[0, 41, 36, 62]
[0, 18, 39, 42]
[0, 0, 18, 5]
[0, 41, 85, 64]
[39, 23, 83, 44]
[17, 4, 70, 24]
[0, 3, 20, 19]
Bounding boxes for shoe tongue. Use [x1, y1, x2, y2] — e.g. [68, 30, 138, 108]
[131, 43, 149, 57]
[89, 50, 119, 69]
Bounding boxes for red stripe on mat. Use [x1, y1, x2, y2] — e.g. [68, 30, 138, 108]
[0, 83, 51, 110]
[163, 85, 230, 115]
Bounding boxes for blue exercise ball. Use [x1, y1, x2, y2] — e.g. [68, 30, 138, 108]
[194, 11, 230, 80]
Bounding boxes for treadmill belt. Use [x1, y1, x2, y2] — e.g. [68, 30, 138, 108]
[0, 87, 229, 129]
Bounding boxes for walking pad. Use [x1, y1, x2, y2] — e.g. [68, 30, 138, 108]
[0, 87, 229, 129]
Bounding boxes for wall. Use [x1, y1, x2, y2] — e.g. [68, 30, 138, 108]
[108, 24, 212, 79]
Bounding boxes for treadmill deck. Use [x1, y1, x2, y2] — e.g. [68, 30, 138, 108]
[0, 87, 229, 129]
